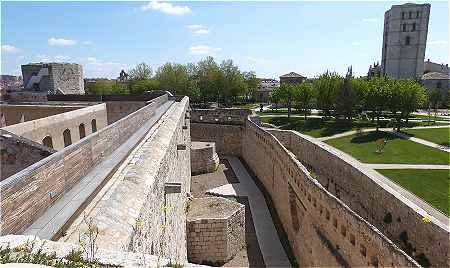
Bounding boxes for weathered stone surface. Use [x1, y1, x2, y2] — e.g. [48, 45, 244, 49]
[187, 197, 245, 265]
[191, 142, 219, 175]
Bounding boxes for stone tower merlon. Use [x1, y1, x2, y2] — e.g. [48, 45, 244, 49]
[21, 62, 85, 95]
[381, 3, 430, 79]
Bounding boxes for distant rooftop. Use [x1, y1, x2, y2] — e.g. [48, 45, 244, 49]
[279, 72, 306, 78]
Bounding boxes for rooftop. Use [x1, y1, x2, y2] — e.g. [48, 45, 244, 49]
[422, 72, 449, 80]
[279, 72, 306, 78]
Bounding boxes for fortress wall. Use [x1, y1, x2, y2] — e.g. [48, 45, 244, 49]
[3, 103, 108, 150]
[62, 97, 191, 263]
[0, 104, 85, 126]
[105, 101, 147, 124]
[0, 94, 169, 235]
[242, 118, 418, 267]
[268, 129, 449, 267]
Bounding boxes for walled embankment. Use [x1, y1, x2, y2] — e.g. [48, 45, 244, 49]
[61, 97, 191, 263]
[3, 103, 108, 150]
[190, 109, 419, 267]
[0, 94, 169, 235]
[190, 109, 252, 155]
[268, 129, 449, 267]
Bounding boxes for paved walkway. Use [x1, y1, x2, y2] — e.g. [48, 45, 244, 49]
[364, 164, 450, 169]
[207, 156, 292, 268]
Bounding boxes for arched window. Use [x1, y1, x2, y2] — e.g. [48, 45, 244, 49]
[437, 81, 442, 89]
[91, 119, 97, 133]
[42, 136, 53, 149]
[79, 123, 86, 139]
[63, 129, 72, 147]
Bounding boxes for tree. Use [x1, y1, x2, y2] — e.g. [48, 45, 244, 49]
[86, 80, 129, 95]
[399, 80, 426, 125]
[243, 71, 258, 102]
[270, 86, 281, 111]
[334, 67, 358, 120]
[294, 82, 315, 120]
[219, 59, 245, 105]
[129, 63, 152, 81]
[130, 79, 160, 94]
[155, 63, 189, 95]
[278, 84, 296, 118]
[314, 71, 342, 118]
[197, 56, 221, 104]
[388, 79, 403, 130]
[365, 76, 391, 130]
[429, 89, 442, 120]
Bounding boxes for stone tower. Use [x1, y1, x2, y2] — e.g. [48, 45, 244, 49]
[381, 3, 430, 79]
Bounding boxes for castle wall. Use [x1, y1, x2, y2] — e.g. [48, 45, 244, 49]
[0, 95, 169, 235]
[268, 129, 449, 267]
[242, 118, 418, 267]
[3, 103, 108, 150]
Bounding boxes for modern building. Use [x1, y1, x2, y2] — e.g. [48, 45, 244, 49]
[279, 72, 306, 85]
[21, 62, 85, 95]
[381, 3, 430, 79]
[256, 78, 279, 103]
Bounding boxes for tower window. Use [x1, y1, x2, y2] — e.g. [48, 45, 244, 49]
[416, 11, 420, 18]
[437, 82, 442, 89]
[409, 11, 412, 19]
[402, 24, 407, 32]
[405, 36, 411, 46]
[412, 23, 416, 31]
[402, 12, 405, 19]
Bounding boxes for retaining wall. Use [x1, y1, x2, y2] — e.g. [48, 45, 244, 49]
[268, 129, 449, 267]
[0, 94, 169, 235]
[191, 142, 219, 175]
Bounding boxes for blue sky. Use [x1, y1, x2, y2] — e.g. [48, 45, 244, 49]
[1, 1, 448, 79]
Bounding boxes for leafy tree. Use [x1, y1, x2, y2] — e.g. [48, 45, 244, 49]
[111, 83, 129, 95]
[243, 71, 258, 102]
[197, 56, 221, 104]
[334, 68, 358, 120]
[399, 80, 426, 125]
[270, 86, 281, 111]
[294, 82, 315, 120]
[365, 76, 391, 130]
[130, 79, 160, 94]
[129, 63, 152, 81]
[314, 71, 342, 117]
[278, 84, 296, 118]
[428, 89, 442, 120]
[86, 80, 129, 95]
[155, 63, 189, 95]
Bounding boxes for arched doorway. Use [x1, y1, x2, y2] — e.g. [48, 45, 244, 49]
[79, 123, 86, 139]
[91, 119, 97, 133]
[63, 129, 72, 147]
[42, 136, 53, 149]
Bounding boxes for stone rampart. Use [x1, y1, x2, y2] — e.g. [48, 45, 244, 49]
[191, 142, 219, 175]
[242, 118, 419, 267]
[3, 103, 108, 150]
[268, 129, 449, 267]
[60, 97, 190, 263]
[0, 94, 170, 235]
[190, 109, 252, 156]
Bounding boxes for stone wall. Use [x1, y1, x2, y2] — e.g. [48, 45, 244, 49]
[268, 129, 449, 267]
[190, 109, 252, 156]
[186, 197, 245, 265]
[0, 129, 55, 181]
[191, 142, 219, 175]
[3, 103, 108, 150]
[241, 118, 419, 267]
[60, 96, 190, 263]
[0, 95, 170, 235]
[105, 101, 147, 124]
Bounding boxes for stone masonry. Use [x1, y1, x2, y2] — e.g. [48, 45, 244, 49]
[191, 141, 219, 175]
[187, 197, 245, 265]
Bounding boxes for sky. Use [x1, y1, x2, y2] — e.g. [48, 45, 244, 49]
[1, 0, 448, 79]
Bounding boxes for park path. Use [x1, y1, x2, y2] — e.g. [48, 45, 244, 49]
[364, 164, 450, 169]
[207, 156, 292, 268]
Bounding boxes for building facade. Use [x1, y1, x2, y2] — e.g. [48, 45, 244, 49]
[381, 3, 430, 79]
[256, 78, 279, 103]
[21, 63, 85, 95]
[424, 59, 449, 75]
[279, 72, 306, 86]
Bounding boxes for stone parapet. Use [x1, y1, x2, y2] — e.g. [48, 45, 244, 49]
[191, 142, 219, 175]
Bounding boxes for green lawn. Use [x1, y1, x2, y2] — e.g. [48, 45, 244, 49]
[411, 114, 450, 122]
[403, 127, 450, 146]
[377, 169, 450, 216]
[324, 131, 450, 164]
[233, 103, 259, 109]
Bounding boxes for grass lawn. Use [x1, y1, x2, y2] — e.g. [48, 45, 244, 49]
[233, 103, 259, 109]
[411, 114, 450, 122]
[260, 117, 379, 138]
[324, 131, 450, 164]
[403, 127, 450, 146]
[377, 169, 449, 216]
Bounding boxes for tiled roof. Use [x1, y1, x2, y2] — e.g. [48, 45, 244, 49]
[279, 72, 306, 78]
[422, 72, 449, 80]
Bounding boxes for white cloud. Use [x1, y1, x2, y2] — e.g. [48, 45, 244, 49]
[363, 18, 378, 23]
[247, 56, 271, 65]
[428, 40, 448, 46]
[351, 42, 361, 46]
[186, 25, 211, 35]
[141, 1, 191, 16]
[1, 44, 20, 54]
[82, 41, 93, 45]
[36, 54, 71, 62]
[48, 37, 77, 46]
[79, 57, 130, 78]
[189, 45, 222, 55]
